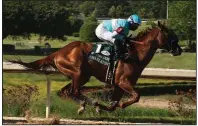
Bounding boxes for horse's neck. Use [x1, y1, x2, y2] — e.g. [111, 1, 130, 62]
[135, 29, 159, 67]
[137, 44, 157, 67]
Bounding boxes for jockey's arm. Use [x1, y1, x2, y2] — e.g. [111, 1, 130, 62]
[112, 27, 128, 41]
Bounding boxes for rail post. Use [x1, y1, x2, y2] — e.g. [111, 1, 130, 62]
[46, 75, 51, 118]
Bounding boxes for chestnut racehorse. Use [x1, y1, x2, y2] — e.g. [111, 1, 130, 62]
[9, 21, 182, 112]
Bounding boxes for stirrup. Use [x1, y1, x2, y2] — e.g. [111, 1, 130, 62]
[119, 53, 132, 61]
[124, 53, 132, 59]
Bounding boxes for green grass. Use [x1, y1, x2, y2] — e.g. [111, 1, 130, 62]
[3, 73, 196, 124]
[146, 53, 196, 69]
[3, 55, 45, 62]
[23, 94, 196, 124]
[3, 83, 195, 120]
[137, 78, 195, 84]
[3, 34, 80, 49]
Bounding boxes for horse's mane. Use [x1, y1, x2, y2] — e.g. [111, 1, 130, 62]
[134, 26, 158, 41]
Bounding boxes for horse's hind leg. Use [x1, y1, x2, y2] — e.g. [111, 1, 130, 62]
[72, 71, 90, 97]
[54, 60, 76, 93]
[55, 61, 92, 113]
[59, 83, 72, 97]
[55, 61, 89, 97]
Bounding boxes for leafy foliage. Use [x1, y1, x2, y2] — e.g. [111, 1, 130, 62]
[3, 1, 36, 39]
[95, 1, 112, 17]
[108, 6, 116, 18]
[79, 1, 96, 17]
[79, 14, 99, 42]
[3, 1, 81, 40]
[168, 89, 196, 118]
[3, 84, 39, 116]
[168, 1, 196, 49]
[3, 0, 196, 44]
[69, 16, 84, 35]
[79, 22, 99, 42]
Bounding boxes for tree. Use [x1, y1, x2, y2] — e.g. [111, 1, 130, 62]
[3, 1, 36, 39]
[108, 5, 130, 18]
[95, 1, 112, 17]
[138, 8, 146, 18]
[31, 1, 71, 39]
[80, 15, 99, 42]
[148, 11, 154, 18]
[69, 16, 84, 34]
[108, 6, 116, 18]
[116, 5, 125, 17]
[168, 1, 196, 49]
[3, 1, 82, 40]
[128, 1, 167, 19]
[79, 1, 96, 17]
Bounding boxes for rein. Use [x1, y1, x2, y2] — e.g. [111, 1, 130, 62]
[128, 28, 161, 46]
[124, 29, 162, 64]
[130, 40, 145, 45]
[125, 28, 165, 60]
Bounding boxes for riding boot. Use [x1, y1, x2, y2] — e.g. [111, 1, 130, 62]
[114, 40, 124, 60]
[114, 40, 131, 61]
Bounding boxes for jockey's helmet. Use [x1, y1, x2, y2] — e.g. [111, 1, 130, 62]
[127, 14, 142, 25]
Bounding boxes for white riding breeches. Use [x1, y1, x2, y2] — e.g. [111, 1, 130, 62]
[95, 23, 117, 44]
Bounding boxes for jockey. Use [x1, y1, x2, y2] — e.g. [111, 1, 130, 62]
[95, 14, 141, 61]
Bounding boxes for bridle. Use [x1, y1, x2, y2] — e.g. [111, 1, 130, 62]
[125, 23, 181, 59]
[127, 27, 161, 47]
[158, 27, 176, 54]
[125, 26, 176, 55]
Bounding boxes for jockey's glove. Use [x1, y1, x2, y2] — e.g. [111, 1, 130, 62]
[115, 27, 125, 35]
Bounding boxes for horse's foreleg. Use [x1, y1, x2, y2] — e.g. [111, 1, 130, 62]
[117, 82, 140, 109]
[73, 86, 124, 112]
[95, 86, 124, 111]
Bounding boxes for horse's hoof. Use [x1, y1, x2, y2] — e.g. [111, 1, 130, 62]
[78, 101, 86, 114]
[78, 106, 85, 115]
[118, 102, 125, 108]
[110, 101, 118, 106]
[95, 106, 101, 113]
[80, 101, 86, 107]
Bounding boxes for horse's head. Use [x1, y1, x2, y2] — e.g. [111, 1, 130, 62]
[157, 21, 182, 56]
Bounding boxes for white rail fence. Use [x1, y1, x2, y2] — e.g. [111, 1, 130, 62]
[3, 62, 196, 118]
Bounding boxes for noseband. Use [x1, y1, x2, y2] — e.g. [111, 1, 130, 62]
[158, 28, 176, 53]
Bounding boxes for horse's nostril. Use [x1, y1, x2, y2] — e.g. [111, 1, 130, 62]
[176, 47, 182, 55]
[180, 48, 183, 53]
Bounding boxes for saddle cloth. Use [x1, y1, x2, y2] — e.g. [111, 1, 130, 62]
[88, 43, 117, 85]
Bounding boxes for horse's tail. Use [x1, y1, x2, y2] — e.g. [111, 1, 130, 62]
[8, 52, 57, 71]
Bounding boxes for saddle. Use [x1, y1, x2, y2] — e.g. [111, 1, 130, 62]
[88, 43, 118, 85]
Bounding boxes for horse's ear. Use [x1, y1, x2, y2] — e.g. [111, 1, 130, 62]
[158, 21, 161, 27]
[162, 21, 166, 26]
[158, 21, 166, 30]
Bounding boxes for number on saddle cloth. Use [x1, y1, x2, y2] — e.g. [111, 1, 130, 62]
[95, 44, 113, 56]
[88, 43, 116, 85]
[88, 44, 114, 66]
